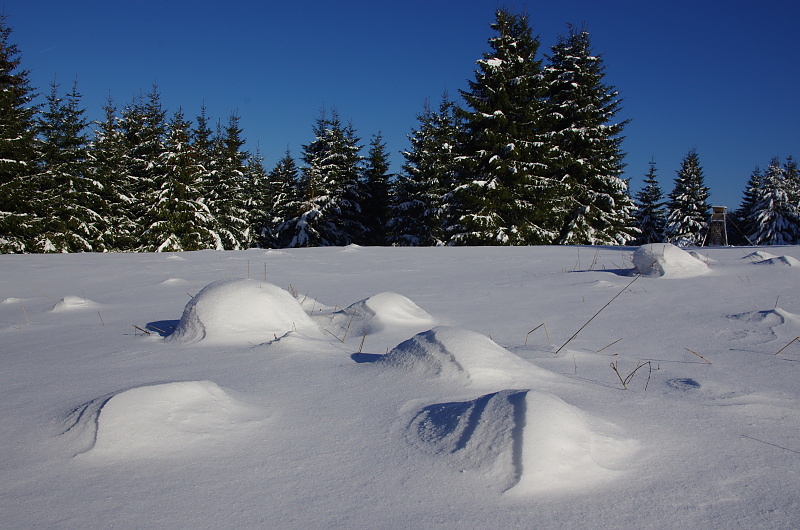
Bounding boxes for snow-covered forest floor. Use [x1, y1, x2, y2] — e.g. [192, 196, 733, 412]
[1, 244, 799, 528]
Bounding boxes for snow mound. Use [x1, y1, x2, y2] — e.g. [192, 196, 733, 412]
[64, 381, 263, 459]
[337, 292, 436, 336]
[165, 254, 186, 261]
[2, 297, 23, 304]
[380, 326, 551, 389]
[169, 279, 321, 345]
[50, 296, 99, 312]
[632, 244, 709, 278]
[407, 389, 637, 494]
[753, 255, 800, 267]
[160, 277, 190, 285]
[728, 308, 799, 327]
[743, 251, 777, 262]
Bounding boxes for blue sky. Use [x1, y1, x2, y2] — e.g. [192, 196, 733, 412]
[8, 1, 799, 210]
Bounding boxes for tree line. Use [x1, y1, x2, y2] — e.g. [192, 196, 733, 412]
[1, 10, 796, 253]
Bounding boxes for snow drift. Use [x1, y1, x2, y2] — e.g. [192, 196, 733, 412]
[407, 389, 637, 494]
[169, 279, 320, 344]
[333, 292, 436, 336]
[632, 243, 709, 278]
[380, 326, 553, 389]
[63, 381, 263, 459]
[50, 296, 99, 312]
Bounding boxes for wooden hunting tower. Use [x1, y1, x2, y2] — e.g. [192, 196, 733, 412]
[703, 206, 728, 246]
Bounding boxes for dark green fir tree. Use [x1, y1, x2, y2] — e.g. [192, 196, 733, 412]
[362, 132, 392, 245]
[546, 25, 635, 245]
[632, 161, 666, 244]
[0, 16, 39, 253]
[665, 149, 710, 245]
[452, 8, 563, 246]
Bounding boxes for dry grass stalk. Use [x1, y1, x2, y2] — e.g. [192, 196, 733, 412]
[358, 332, 367, 353]
[556, 275, 640, 354]
[525, 323, 550, 345]
[684, 347, 712, 364]
[610, 360, 652, 390]
[597, 337, 623, 353]
[20, 300, 30, 326]
[97, 311, 105, 327]
[774, 336, 800, 356]
[132, 325, 151, 335]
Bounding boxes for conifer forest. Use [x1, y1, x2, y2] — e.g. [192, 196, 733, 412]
[1, 10, 797, 253]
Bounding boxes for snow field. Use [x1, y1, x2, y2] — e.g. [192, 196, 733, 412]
[1, 244, 800, 527]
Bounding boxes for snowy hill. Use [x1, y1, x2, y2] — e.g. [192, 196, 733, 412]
[1, 244, 799, 528]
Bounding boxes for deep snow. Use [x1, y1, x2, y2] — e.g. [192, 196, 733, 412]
[1, 244, 799, 528]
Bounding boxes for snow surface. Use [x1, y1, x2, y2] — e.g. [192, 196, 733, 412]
[2, 245, 800, 528]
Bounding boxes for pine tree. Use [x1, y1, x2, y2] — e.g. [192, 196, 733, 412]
[665, 150, 710, 245]
[546, 26, 635, 245]
[34, 80, 99, 252]
[87, 97, 138, 251]
[264, 149, 302, 248]
[243, 148, 270, 248]
[452, 8, 562, 245]
[282, 109, 365, 247]
[119, 86, 168, 250]
[632, 161, 666, 244]
[144, 108, 217, 251]
[748, 157, 799, 245]
[0, 16, 39, 253]
[206, 113, 250, 249]
[389, 95, 461, 246]
[733, 167, 762, 245]
[362, 132, 391, 245]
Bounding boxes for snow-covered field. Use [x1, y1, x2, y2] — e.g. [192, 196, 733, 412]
[2, 244, 799, 528]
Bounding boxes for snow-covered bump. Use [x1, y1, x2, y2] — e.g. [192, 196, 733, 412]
[160, 277, 189, 285]
[50, 296, 99, 312]
[408, 389, 638, 494]
[632, 243, 710, 278]
[169, 278, 321, 345]
[380, 326, 551, 389]
[338, 292, 436, 336]
[752, 255, 800, 267]
[64, 381, 264, 459]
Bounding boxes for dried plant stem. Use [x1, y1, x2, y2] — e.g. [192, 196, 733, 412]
[684, 347, 712, 364]
[358, 332, 367, 353]
[20, 300, 30, 326]
[611, 360, 652, 390]
[597, 337, 623, 353]
[132, 325, 151, 335]
[97, 311, 105, 327]
[525, 323, 550, 345]
[775, 336, 800, 356]
[556, 275, 640, 354]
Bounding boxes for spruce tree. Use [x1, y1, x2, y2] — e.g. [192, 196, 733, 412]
[208, 113, 250, 249]
[452, 8, 562, 245]
[733, 167, 762, 245]
[748, 157, 799, 245]
[265, 150, 302, 248]
[389, 95, 461, 246]
[665, 150, 710, 245]
[282, 110, 365, 247]
[632, 161, 666, 244]
[35, 80, 99, 252]
[0, 16, 39, 253]
[144, 108, 217, 251]
[546, 26, 635, 245]
[362, 132, 391, 245]
[243, 148, 270, 248]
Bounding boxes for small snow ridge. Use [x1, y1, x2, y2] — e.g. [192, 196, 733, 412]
[743, 251, 777, 262]
[380, 326, 552, 389]
[50, 296, 99, 312]
[169, 279, 321, 345]
[407, 389, 638, 494]
[160, 277, 189, 285]
[632, 244, 709, 278]
[65, 381, 264, 459]
[2, 297, 23, 304]
[341, 244, 362, 252]
[165, 254, 186, 261]
[335, 292, 436, 336]
[752, 255, 800, 267]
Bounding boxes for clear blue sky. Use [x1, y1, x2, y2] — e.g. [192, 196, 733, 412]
[8, 0, 799, 210]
